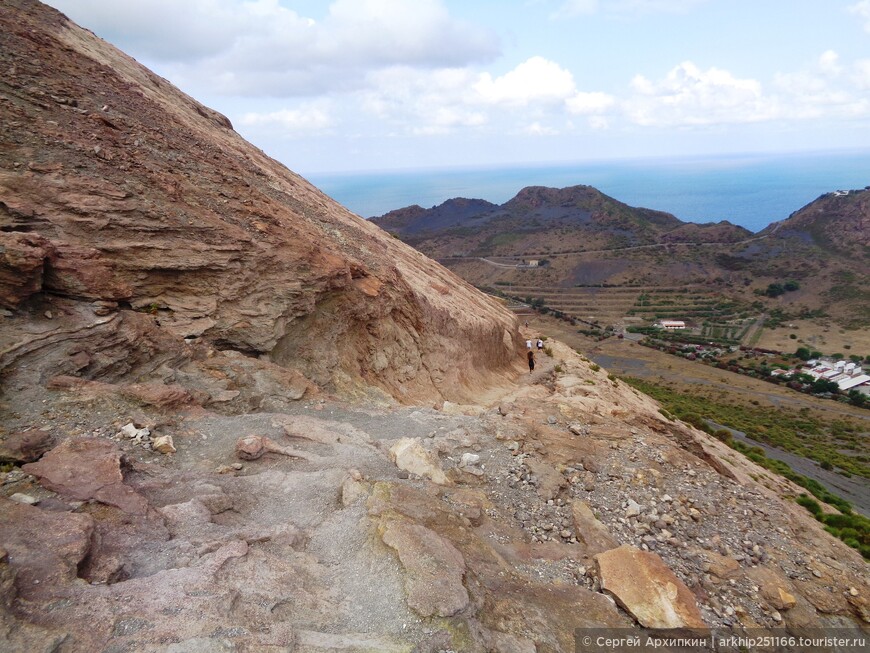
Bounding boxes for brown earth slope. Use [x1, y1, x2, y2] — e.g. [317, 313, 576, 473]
[0, 0, 521, 406]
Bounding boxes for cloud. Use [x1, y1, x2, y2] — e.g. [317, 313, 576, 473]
[474, 57, 577, 106]
[849, 0, 870, 33]
[239, 104, 333, 134]
[553, 0, 706, 18]
[44, 0, 499, 96]
[624, 61, 773, 126]
[566, 91, 616, 114]
[524, 121, 559, 136]
[854, 59, 870, 89]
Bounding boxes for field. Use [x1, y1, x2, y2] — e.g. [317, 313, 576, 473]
[755, 319, 870, 360]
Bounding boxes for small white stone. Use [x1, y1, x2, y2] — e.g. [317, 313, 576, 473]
[10, 493, 38, 505]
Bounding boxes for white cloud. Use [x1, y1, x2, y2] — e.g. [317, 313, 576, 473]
[474, 57, 577, 106]
[624, 61, 772, 126]
[566, 91, 616, 114]
[239, 104, 333, 134]
[553, 0, 706, 18]
[525, 121, 558, 136]
[849, 0, 870, 33]
[45, 0, 499, 96]
[853, 59, 870, 89]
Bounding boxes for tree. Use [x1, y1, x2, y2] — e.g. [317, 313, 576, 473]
[795, 346, 812, 361]
[784, 280, 800, 292]
[811, 378, 839, 394]
[848, 390, 867, 408]
[765, 283, 785, 298]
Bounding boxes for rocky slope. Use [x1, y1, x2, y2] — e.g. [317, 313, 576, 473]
[0, 0, 521, 406]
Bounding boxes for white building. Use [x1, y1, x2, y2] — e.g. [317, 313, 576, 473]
[657, 320, 686, 330]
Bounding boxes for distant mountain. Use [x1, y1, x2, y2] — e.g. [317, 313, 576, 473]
[762, 187, 870, 255]
[371, 184, 869, 327]
[372, 185, 752, 258]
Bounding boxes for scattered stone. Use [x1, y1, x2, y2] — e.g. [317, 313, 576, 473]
[9, 493, 38, 505]
[459, 452, 480, 467]
[151, 435, 176, 454]
[625, 499, 642, 518]
[234, 435, 321, 463]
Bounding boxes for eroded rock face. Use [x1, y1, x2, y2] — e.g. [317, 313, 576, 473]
[0, 0, 521, 405]
[595, 545, 706, 629]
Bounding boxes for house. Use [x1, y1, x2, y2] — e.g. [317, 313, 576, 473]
[657, 320, 686, 330]
[526, 259, 540, 267]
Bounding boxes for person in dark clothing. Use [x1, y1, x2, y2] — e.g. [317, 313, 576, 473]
[527, 349, 535, 373]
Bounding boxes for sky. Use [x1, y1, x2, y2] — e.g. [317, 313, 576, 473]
[43, 0, 870, 176]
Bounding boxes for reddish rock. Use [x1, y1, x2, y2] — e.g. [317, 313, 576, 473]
[595, 545, 706, 629]
[22, 438, 148, 515]
[0, 428, 54, 463]
[120, 382, 193, 408]
[0, 0, 521, 405]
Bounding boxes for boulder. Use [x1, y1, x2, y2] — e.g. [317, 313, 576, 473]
[595, 545, 706, 629]
[379, 516, 469, 617]
[525, 457, 566, 501]
[0, 428, 54, 463]
[21, 438, 148, 515]
[388, 438, 451, 485]
[571, 499, 619, 555]
[0, 498, 94, 594]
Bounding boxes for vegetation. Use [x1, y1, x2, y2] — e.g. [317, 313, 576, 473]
[620, 376, 868, 480]
[795, 495, 870, 559]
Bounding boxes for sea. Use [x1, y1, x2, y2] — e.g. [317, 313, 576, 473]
[307, 150, 870, 233]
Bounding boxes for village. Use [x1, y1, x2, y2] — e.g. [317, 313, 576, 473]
[633, 319, 870, 406]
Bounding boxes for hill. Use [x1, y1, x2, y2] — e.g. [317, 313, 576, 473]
[0, 0, 521, 405]
[373, 185, 870, 328]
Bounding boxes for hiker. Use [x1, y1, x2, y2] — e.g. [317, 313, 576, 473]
[527, 350, 535, 373]
[536, 338, 544, 351]
[526, 339, 532, 350]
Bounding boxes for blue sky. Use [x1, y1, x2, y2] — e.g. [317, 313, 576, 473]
[44, 0, 870, 175]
